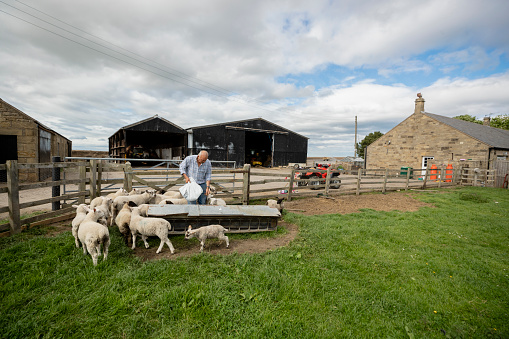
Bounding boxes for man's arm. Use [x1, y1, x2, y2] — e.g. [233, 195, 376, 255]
[179, 157, 191, 183]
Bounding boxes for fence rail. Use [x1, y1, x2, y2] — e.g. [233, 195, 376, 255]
[0, 159, 500, 236]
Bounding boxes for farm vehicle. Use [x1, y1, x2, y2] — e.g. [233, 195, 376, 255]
[295, 163, 341, 189]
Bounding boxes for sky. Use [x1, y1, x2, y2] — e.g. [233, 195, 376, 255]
[1, 0, 508, 157]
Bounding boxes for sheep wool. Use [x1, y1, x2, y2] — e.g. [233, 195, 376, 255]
[185, 225, 229, 252]
[130, 206, 174, 254]
[78, 208, 111, 266]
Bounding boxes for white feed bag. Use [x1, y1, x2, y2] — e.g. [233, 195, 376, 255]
[179, 177, 203, 201]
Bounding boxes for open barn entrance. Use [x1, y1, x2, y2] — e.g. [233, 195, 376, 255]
[0, 135, 17, 182]
[125, 131, 186, 165]
[245, 131, 273, 167]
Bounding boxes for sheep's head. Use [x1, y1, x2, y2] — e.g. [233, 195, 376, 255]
[185, 225, 196, 240]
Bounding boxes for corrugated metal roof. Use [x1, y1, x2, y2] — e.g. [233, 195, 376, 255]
[424, 113, 509, 148]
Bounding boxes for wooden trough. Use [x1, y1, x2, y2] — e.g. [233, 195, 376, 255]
[146, 205, 281, 234]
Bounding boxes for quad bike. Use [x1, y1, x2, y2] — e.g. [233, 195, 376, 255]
[295, 163, 341, 190]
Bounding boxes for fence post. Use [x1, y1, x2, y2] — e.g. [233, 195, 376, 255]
[97, 160, 103, 197]
[438, 167, 443, 188]
[89, 160, 97, 199]
[325, 167, 331, 196]
[242, 164, 251, 205]
[356, 169, 362, 195]
[78, 163, 86, 204]
[422, 167, 429, 189]
[124, 162, 133, 192]
[382, 168, 388, 193]
[51, 156, 61, 211]
[287, 168, 295, 202]
[405, 168, 410, 191]
[6, 160, 21, 235]
[474, 170, 478, 186]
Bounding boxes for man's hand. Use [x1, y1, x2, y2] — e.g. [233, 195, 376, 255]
[183, 174, 190, 183]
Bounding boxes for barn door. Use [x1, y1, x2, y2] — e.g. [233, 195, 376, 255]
[39, 129, 51, 181]
[0, 135, 17, 182]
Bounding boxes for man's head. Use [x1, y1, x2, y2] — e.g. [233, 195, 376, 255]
[197, 150, 208, 164]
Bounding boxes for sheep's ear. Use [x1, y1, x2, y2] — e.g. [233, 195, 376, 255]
[188, 225, 192, 230]
[128, 201, 138, 207]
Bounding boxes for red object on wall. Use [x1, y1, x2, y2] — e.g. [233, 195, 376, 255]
[445, 164, 453, 182]
[430, 164, 438, 180]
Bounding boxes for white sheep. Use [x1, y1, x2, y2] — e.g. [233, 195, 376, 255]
[162, 190, 183, 199]
[185, 225, 229, 252]
[106, 187, 128, 199]
[93, 197, 113, 226]
[129, 188, 143, 195]
[130, 205, 174, 254]
[115, 202, 133, 246]
[158, 197, 188, 205]
[112, 190, 156, 223]
[267, 198, 284, 212]
[71, 204, 91, 248]
[209, 197, 227, 206]
[150, 193, 168, 204]
[78, 208, 111, 266]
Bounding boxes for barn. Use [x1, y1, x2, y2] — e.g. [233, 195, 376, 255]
[109, 115, 187, 161]
[0, 98, 72, 182]
[187, 118, 308, 167]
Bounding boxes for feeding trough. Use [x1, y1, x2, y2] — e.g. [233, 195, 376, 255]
[146, 205, 281, 234]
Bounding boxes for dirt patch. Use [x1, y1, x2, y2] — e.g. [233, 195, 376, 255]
[40, 192, 431, 260]
[284, 191, 432, 216]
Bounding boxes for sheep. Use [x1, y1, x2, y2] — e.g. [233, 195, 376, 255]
[185, 225, 229, 252]
[93, 197, 113, 226]
[209, 197, 227, 206]
[129, 205, 174, 254]
[150, 193, 168, 204]
[158, 197, 188, 205]
[115, 202, 133, 246]
[162, 190, 183, 199]
[106, 187, 128, 199]
[78, 208, 110, 266]
[111, 190, 156, 224]
[129, 188, 143, 195]
[89, 196, 105, 210]
[267, 198, 284, 212]
[71, 204, 91, 248]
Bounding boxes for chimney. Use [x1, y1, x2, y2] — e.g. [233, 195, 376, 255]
[483, 117, 490, 126]
[414, 93, 425, 114]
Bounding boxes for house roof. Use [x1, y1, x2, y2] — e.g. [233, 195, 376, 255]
[0, 98, 71, 142]
[187, 117, 309, 139]
[424, 113, 509, 149]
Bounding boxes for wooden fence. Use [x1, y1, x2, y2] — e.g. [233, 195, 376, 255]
[0, 160, 499, 237]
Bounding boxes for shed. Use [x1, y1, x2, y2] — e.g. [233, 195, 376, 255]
[187, 118, 308, 167]
[109, 115, 187, 161]
[0, 98, 72, 182]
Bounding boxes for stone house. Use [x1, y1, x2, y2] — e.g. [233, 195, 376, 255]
[365, 95, 509, 175]
[0, 98, 72, 182]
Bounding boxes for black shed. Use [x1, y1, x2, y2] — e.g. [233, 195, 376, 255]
[109, 115, 187, 160]
[187, 118, 308, 167]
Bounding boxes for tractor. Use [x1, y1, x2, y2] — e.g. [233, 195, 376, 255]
[295, 163, 341, 190]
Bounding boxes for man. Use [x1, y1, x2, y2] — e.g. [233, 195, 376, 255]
[179, 150, 212, 205]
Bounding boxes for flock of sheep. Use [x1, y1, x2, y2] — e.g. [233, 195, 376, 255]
[71, 187, 284, 266]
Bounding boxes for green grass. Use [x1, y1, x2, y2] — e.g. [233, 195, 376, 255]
[0, 186, 508, 338]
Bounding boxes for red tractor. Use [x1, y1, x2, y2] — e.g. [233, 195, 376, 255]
[295, 163, 341, 189]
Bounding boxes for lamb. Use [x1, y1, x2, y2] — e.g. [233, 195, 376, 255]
[112, 190, 156, 224]
[71, 204, 91, 248]
[129, 188, 143, 195]
[267, 198, 284, 212]
[78, 208, 110, 266]
[185, 225, 229, 252]
[94, 197, 113, 226]
[150, 193, 168, 204]
[115, 202, 133, 246]
[158, 198, 188, 205]
[89, 196, 105, 210]
[106, 187, 128, 199]
[209, 197, 227, 206]
[162, 190, 183, 199]
[129, 205, 174, 254]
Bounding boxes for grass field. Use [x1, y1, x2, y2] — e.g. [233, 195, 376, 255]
[1, 186, 508, 338]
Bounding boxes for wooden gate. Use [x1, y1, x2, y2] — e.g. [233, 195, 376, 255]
[493, 160, 509, 188]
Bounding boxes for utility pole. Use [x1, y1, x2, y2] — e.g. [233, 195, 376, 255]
[354, 115, 358, 157]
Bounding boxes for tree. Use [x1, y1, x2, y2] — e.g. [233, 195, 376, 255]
[356, 131, 384, 159]
[453, 114, 482, 124]
[490, 115, 509, 130]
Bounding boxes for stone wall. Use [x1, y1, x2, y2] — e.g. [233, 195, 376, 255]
[366, 112, 491, 171]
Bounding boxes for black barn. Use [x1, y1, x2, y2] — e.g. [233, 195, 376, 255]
[187, 118, 308, 167]
[109, 115, 187, 160]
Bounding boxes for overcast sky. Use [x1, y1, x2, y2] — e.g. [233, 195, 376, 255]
[1, 0, 508, 157]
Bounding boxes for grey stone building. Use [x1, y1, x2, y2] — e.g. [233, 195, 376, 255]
[0, 98, 72, 182]
[365, 95, 509, 174]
